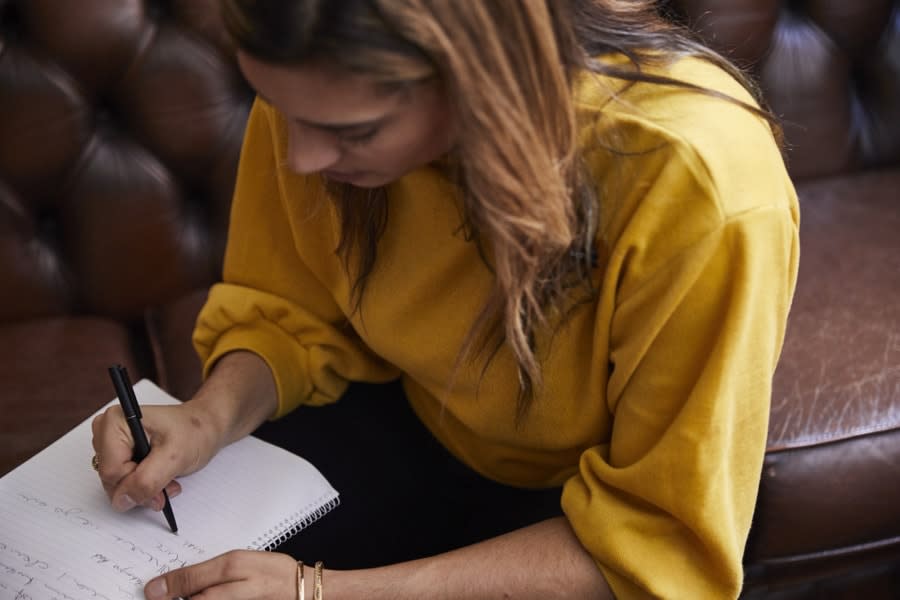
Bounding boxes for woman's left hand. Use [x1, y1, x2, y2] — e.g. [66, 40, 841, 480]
[143, 550, 298, 600]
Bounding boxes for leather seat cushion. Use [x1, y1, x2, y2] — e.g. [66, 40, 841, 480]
[745, 169, 900, 580]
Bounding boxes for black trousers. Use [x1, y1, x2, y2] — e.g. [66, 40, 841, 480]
[251, 380, 563, 569]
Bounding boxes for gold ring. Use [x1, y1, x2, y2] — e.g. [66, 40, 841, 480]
[91, 454, 100, 471]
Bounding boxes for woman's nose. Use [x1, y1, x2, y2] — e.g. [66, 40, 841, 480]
[286, 125, 340, 175]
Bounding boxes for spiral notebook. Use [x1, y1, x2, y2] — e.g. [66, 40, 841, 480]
[0, 379, 339, 600]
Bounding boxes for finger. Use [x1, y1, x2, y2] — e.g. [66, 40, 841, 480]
[143, 481, 182, 512]
[165, 479, 183, 499]
[145, 551, 249, 600]
[144, 551, 297, 600]
[112, 453, 181, 511]
[189, 581, 263, 600]
[91, 406, 140, 489]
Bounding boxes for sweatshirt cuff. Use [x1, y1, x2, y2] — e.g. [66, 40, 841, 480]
[199, 320, 342, 419]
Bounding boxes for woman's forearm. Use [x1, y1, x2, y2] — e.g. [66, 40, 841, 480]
[326, 516, 613, 600]
[187, 350, 279, 450]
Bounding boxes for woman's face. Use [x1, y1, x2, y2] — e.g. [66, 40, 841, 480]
[237, 52, 456, 188]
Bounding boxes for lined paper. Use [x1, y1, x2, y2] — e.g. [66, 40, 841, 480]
[0, 380, 338, 599]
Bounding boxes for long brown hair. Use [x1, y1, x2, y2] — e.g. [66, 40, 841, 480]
[221, 0, 779, 420]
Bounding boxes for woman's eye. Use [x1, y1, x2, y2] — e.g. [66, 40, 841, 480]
[339, 128, 379, 146]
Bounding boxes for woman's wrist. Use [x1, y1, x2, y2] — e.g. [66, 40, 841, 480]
[189, 350, 279, 450]
[297, 561, 328, 600]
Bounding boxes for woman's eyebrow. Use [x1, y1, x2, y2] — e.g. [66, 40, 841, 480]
[255, 92, 386, 133]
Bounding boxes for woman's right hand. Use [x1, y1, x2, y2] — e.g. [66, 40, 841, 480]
[90, 350, 279, 513]
[90, 401, 221, 513]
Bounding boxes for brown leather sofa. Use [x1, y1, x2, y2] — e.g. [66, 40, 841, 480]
[1, 1, 898, 597]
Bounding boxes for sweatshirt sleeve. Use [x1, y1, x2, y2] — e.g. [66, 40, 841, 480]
[561, 148, 800, 598]
[192, 99, 399, 417]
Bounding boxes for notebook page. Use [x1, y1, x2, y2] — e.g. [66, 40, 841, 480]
[0, 380, 339, 600]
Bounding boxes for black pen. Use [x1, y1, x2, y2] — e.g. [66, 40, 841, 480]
[108, 364, 179, 534]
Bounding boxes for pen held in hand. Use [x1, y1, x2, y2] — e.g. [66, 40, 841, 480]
[108, 364, 179, 534]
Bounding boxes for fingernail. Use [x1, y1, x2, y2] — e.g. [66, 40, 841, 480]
[145, 577, 167, 600]
[114, 494, 136, 511]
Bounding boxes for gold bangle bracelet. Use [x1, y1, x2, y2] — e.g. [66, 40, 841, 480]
[314, 561, 324, 600]
[296, 561, 304, 600]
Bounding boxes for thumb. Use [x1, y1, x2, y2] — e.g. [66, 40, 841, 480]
[111, 449, 180, 512]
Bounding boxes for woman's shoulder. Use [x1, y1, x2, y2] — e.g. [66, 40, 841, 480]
[574, 54, 794, 224]
[574, 53, 765, 146]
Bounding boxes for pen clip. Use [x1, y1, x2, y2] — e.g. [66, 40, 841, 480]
[119, 366, 142, 419]
[109, 364, 141, 419]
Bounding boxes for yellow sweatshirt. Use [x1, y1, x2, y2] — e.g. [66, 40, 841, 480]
[194, 56, 799, 599]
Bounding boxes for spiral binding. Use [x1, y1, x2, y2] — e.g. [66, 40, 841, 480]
[251, 493, 341, 551]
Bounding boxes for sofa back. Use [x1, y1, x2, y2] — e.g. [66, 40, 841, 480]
[666, 0, 900, 179]
[0, 0, 252, 325]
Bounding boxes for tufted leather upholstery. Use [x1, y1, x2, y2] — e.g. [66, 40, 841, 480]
[1, 1, 898, 597]
[0, 0, 252, 471]
[666, 0, 900, 179]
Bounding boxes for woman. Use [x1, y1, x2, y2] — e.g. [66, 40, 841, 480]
[92, 1, 799, 598]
